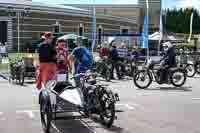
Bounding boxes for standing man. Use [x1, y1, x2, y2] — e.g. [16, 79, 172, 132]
[109, 43, 121, 79]
[69, 37, 93, 86]
[69, 37, 93, 74]
[36, 32, 57, 90]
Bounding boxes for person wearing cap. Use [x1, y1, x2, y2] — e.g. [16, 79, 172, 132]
[36, 32, 57, 90]
[56, 39, 70, 74]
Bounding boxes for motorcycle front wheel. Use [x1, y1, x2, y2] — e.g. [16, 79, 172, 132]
[185, 64, 196, 77]
[170, 69, 186, 87]
[133, 70, 152, 89]
[99, 89, 115, 128]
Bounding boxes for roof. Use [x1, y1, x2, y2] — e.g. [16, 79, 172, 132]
[0, 1, 137, 24]
[0, 0, 89, 13]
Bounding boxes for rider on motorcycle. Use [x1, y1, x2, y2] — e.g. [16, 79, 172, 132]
[159, 41, 177, 83]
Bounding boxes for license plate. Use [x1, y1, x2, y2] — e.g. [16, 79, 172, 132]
[57, 74, 67, 82]
[138, 66, 143, 70]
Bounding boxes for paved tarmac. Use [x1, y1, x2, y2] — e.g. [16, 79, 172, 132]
[0, 74, 200, 133]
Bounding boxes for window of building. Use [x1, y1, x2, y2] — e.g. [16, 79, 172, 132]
[78, 24, 84, 36]
[120, 26, 130, 34]
[98, 26, 103, 45]
[121, 29, 129, 34]
[53, 21, 61, 33]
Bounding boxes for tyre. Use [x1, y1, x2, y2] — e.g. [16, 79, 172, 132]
[195, 62, 200, 74]
[40, 99, 52, 133]
[185, 64, 196, 77]
[170, 69, 186, 87]
[133, 70, 152, 89]
[100, 89, 115, 128]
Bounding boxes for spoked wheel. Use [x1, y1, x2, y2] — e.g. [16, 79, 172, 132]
[40, 102, 52, 133]
[185, 64, 196, 77]
[100, 89, 115, 128]
[133, 70, 152, 89]
[195, 62, 200, 74]
[170, 70, 186, 87]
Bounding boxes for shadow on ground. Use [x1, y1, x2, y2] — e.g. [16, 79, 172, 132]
[138, 86, 192, 92]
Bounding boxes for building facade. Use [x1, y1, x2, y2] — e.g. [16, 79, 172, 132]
[0, 0, 161, 52]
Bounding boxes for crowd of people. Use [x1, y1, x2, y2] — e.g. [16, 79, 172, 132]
[36, 32, 93, 90]
[36, 31, 177, 90]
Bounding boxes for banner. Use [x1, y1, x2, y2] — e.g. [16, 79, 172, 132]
[141, 16, 149, 49]
[91, 6, 96, 52]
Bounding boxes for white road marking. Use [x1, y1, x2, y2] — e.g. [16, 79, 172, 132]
[192, 98, 200, 100]
[0, 112, 3, 116]
[51, 122, 62, 133]
[124, 104, 135, 110]
[16, 110, 38, 119]
[80, 120, 97, 133]
[116, 103, 135, 110]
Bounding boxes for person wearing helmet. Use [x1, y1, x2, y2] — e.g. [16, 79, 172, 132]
[158, 41, 176, 83]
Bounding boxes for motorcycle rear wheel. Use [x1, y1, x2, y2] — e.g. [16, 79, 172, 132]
[170, 69, 186, 87]
[99, 89, 115, 128]
[133, 70, 152, 89]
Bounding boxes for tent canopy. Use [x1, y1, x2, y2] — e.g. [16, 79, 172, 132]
[58, 34, 86, 40]
[149, 32, 182, 41]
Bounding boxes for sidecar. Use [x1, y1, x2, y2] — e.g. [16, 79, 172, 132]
[39, 78, 85, 133]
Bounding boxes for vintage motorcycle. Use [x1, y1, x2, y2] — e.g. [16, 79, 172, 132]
[94, 56, 112, 81]
[39, 71, 118, 133]
[133, 59, 187, 89]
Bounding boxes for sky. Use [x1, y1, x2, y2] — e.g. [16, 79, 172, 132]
[32, 0, 200, 10]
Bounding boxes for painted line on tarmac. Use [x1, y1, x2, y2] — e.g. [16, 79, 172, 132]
[80, 119, 97, 133]
[0, 112, 3, 116]
[116, 103, 135, 110]
[192, 98, 200, 100]
[51, 122, 62, 133]
[16, 110, 39, 119]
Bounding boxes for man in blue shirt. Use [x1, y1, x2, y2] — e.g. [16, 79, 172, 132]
[69, 37, 93, 74]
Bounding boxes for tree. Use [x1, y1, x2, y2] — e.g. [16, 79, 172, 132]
[165, 8, 200, 34]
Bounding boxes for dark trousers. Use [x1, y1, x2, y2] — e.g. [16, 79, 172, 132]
[158, 66, 169, 83]
[111, 60, 120, 79]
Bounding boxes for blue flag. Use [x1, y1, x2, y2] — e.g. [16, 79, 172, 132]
[91, 6, 96, 52]
[141, 16, 149, 49]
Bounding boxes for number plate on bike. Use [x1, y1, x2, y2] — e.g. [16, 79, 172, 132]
[138, 66, 143, 70]
[57, 74, 67, 82]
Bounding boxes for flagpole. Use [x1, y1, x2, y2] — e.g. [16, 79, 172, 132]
[146, 0, 149, 59]
[188, 12, 193, 43]
[158, 6, 163, 56]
